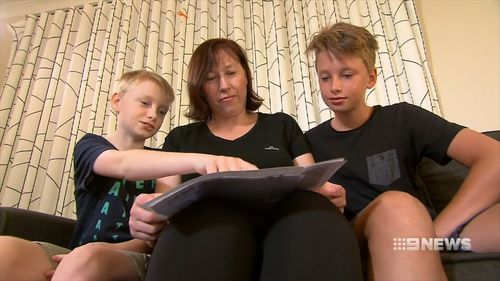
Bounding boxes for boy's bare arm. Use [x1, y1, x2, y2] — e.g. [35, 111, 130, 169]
[434, 128, 500, 237]
[93, 150, 257, 181]
[63, 239, 152, 253]
[103, 238, 152, 253]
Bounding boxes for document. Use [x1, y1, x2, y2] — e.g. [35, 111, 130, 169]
[143, 158, 346, 217]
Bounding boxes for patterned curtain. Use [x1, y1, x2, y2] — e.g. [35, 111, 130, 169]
[0, 0, 440, 218]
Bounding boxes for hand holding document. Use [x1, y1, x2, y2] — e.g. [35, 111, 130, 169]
[143, 158, 346, 217]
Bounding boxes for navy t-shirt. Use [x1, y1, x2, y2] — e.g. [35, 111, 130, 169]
[69, 133, 156, 248]
[305, 103, 465, 220]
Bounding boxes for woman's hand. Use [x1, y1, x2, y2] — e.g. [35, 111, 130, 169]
[315, 182, 347, 212]
[128, 156, 256, 244]
[129, 193, 169, 244]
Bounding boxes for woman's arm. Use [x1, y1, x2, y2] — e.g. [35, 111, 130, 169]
[292, 153, 315, 167]
[100, 238, 152, 253]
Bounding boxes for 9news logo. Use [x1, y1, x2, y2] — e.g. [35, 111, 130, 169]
[393, 237, 472, 251]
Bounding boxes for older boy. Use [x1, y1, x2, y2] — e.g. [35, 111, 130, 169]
[0, 70, 255, 281]
[305, 22, 499, 280]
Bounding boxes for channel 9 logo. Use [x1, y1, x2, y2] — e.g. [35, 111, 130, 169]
[393, 237, 472, 251]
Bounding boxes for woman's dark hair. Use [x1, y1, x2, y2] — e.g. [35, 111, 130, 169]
[185, 38, 263, 121]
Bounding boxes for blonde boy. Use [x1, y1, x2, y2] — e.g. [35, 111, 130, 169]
[0, 70, 255, 281]
[305, 23, 499, 280]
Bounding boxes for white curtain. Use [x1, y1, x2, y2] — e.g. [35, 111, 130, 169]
[0, 0, 440, 218]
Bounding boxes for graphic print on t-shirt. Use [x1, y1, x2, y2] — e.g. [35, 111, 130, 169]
[87, 179, 153, 243]
[366, 149, 401, 186]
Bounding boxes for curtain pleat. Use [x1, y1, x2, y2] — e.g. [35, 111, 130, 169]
[0, 0, 440, 218]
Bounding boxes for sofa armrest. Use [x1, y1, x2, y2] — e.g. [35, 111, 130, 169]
[417, 157, 468, 213]
[0, 207, 76, 248]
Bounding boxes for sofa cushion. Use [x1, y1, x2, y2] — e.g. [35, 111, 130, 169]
[441, 252, 500, 281]
[0, 207, 76, 248]
[416, 130, 500, 281]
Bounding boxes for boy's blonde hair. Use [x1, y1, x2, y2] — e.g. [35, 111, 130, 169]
[117, 70, 175, 105]
[306, 22, 379, 71]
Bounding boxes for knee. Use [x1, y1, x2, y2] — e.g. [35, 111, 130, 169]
[0, 236, 30, 273]
[0, 236, 46, 264]
[271, 191, 350, 234]
[0, 236, 27, 261]
[56, 243, 110, 277]
[0, 236, 53, 281]
[367, 191, 430, 226]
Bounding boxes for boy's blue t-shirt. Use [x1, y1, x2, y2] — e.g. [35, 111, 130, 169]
[69, 133, 156, 248]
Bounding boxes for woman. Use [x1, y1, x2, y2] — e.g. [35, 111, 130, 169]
[130, 38, 362, 281]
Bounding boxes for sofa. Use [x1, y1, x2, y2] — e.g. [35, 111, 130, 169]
[1, 130, 499, 281]
[414, 130, 500, 281]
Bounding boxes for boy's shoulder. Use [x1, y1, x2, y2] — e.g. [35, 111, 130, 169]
[306, 118, 332, 137]
[378, 102, 426, 114]
[76, 133, 108, 146]
[306, 102, 421, 136]
[73, 134, 116, 175]
[75, 133, 115, 155]
[375, 102, 445, 125]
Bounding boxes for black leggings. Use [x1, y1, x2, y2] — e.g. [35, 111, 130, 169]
[145, 190, 362, 281]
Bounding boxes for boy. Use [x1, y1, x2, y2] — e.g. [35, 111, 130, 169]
[0, 70, 255, 281]
[305, 22, 499, 280]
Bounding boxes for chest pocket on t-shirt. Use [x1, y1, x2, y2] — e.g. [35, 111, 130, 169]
[366, 149, 401, 186]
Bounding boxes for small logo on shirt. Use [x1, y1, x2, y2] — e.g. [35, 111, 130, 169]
[264, 145, 280, 151]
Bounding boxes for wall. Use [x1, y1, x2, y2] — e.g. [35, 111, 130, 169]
[415, 0, 499, 132]
[1, 0, 499, 132]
